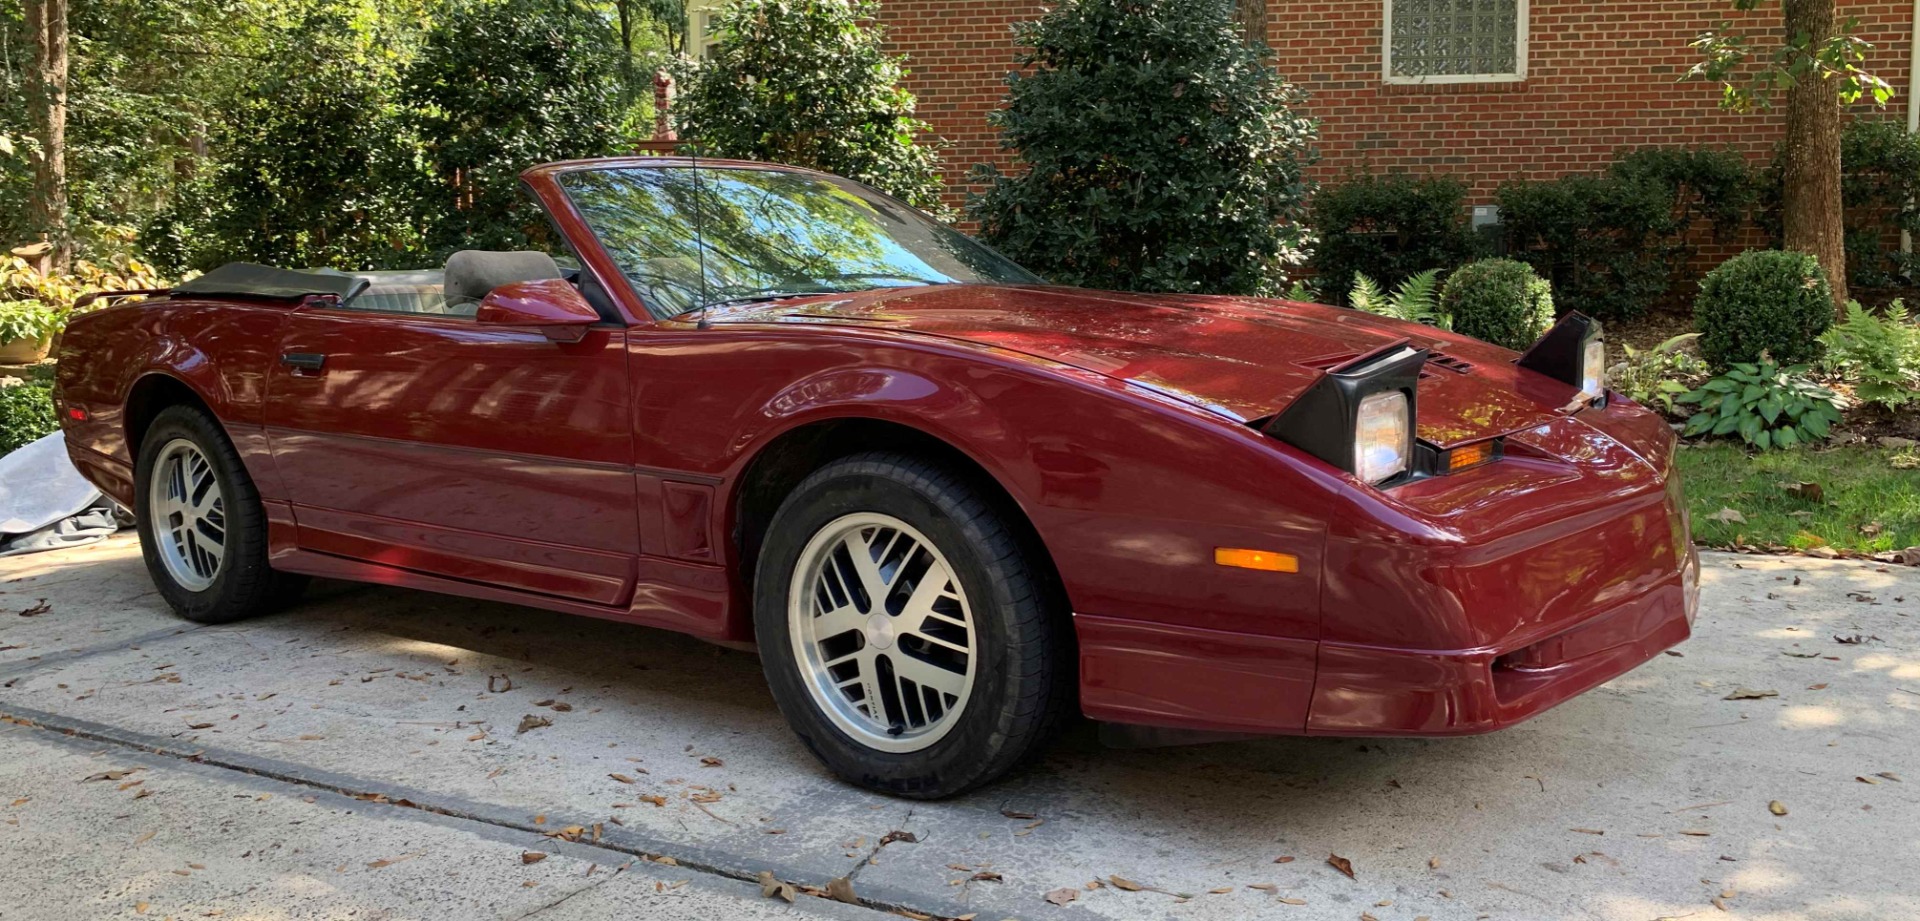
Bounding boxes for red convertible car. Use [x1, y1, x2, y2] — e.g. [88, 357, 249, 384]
[54, 158, 1698, 797]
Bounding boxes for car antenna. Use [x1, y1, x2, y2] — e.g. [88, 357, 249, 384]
[690, 139, 712, 330]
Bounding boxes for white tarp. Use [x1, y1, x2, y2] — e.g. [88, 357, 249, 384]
[0, 432, 119, 555]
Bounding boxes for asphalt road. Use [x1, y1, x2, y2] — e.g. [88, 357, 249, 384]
[1, 534, 1914, 921]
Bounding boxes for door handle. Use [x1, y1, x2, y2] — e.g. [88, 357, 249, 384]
[280, 352, 326, 372]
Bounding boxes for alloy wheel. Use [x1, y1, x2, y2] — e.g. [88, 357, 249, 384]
[788, 512, 977, 753]
[147, 438, 226, 592]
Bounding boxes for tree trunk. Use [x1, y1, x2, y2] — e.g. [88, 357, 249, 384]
[1779, 0, 1848, 310]
[1233, 0, 1268, 49]
[24, 0, 70, 273]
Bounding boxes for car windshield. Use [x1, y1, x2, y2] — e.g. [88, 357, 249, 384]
[557, 165, 1043, 319]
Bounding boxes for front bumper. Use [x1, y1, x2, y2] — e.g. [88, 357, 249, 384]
[1305, 545, 1697, 735]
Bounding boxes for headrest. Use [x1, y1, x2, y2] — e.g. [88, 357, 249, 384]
[443, 250, 562, 305]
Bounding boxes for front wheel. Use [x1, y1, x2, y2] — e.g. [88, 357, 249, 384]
[134, 404, 306, 624]
[754, 452, 1071, 798]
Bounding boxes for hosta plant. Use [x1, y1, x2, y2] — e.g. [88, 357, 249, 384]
[1818, 299, 1920, 409]
[1608, 332, 1709, 414]
[1348, 269, 1449, 329]
[1677, 360, 1846, 450]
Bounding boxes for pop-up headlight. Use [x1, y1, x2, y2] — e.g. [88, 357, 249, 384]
[1518, 312, 1606, 404]
[1263, 341, 1426, 486]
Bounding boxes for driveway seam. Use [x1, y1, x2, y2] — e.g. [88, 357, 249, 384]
[0, 702, 993, 921]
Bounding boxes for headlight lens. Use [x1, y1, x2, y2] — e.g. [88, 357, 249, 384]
[1580, 338, 1606, 399]
[1355, 391, 1410, 484]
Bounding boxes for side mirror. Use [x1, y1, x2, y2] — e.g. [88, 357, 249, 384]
[474, 278, 600, 342]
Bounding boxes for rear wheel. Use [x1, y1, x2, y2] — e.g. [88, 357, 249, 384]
[754, 452, 1071, 798]
[134, 405, 306, 623]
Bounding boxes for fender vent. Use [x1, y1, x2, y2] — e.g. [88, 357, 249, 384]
[1427, 351, 1473, 374]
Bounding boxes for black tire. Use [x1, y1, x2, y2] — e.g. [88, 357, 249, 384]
[753, 452, 1072, 798]
[133, 404, 307, 624]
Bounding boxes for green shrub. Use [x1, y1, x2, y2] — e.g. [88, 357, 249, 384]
[1819, 299, 1920, 408]
[671, 0, 945, 212]
[1496, 173, 1675, 322]
[1309, 174, 1476, 305]
[399, 0, 636, 256]
[1608, 147, 1757, 242]
[0, 381, 56, 455]
[1677, 360, 1844, 450]
[1348, 269, 1446, 328]
[1693, 250, 1833, 369]
[1438, 258, 1555, 350]
[967, 0, 1317, 296]
[1608, 332, 1709, 414]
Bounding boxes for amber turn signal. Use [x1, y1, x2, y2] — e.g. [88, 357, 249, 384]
[1446, 441, 1495, 472]
[1214, 548, 1298, 573]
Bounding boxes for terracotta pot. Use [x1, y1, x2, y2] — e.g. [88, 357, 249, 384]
[0, 336, 51, 365]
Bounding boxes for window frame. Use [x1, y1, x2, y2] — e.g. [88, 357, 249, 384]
[1381, 0, 1529, 86]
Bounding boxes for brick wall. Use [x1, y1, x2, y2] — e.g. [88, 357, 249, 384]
[876, 1, 1919, 209]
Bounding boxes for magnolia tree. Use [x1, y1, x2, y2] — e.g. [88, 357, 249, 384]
[670, 0, 945, 212]
[967, 0, 1317, 295]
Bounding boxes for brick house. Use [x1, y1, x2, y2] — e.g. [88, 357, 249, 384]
[689, 1, 1920, 211]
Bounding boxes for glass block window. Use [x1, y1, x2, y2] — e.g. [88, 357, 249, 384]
[1385, 0, 1526, 82]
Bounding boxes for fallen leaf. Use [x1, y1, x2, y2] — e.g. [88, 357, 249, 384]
[134, 902, 148, 915]
[549, 702, 573, 712]
[1428, 857, 1440, 869]
[1043, 887, 1079, 906]
[826, 876, 858, 904]
[1247, 883, 1278, 893]
[1279, 896, 1308, 905]
[1768, 801, 1788, 816]
[186, 722, 213, 730]
[1779, 481, 1824, 502]
[81, 769, 139, 783]
[1570, 828, 1605, 835]
[297, 734, 324, 741]
[517, 715, 552, 734]
[608, 773, 636, 784]
[1808, 683, 1829, 690]
[16, 600, 49, 617]
[1274, 855, 1295, 864]
[1207, 886, 1233, 894]
[1326, 854, 1355, 879]
[700, 756, 724, 767]
[879, 830, 918, 846]
[521, 852, 546, 864]
[1704, 507, 1746, 524]
[1722, 687, 1778, 700]
[1679, 830, 1712, 837]
[1875, 771, 1902, 782]
[1108, 875, 1145, 892]
[972, 871, 1004, 883]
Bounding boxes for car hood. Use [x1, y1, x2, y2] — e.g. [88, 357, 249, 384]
[713, 284, 1572, 448]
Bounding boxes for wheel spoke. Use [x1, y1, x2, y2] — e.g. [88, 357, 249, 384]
[839, 530, 897, 610]
[892, 652, 966, 700]
[811, 600, 866, 641]
[148, 441, 226, 591]
[892, 561, 957, 638]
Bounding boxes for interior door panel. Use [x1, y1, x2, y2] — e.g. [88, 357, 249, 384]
[263, 308, 640, 604]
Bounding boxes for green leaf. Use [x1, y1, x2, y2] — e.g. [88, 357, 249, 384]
[1753, 427, 1772, 450]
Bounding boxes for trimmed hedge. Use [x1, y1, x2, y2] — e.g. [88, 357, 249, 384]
[1440, 258, 1555, 350]
[1693, 250, 1834, 369]
[1496, 173, 1675, 323]
[1309, 173, 1478, 305]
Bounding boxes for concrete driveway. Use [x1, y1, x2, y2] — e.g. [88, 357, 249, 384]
[1, 534, 1914, 921]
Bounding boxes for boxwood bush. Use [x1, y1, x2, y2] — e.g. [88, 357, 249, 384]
[1309, 173, 1476, 306]
[1439, 258, 1555, 350]
[0, 381, 57, 456]
[1694, 250, 1833, 369]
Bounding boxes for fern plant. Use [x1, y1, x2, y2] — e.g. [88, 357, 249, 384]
[1819, 299, 1920, 408]
[1677, 360, 1846, 450]
[1347, 269, 1449, 329]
